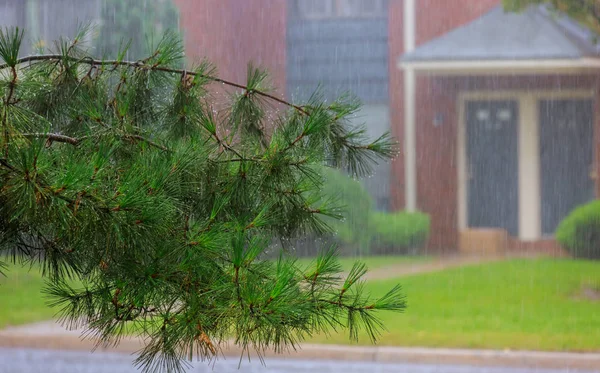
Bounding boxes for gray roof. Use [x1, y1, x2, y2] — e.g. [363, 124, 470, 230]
[401, 5, 600, 62]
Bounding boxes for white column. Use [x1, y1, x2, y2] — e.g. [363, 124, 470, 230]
[518, 95, 541, 240]
[457, 96, 467, 230]
[403, 0, 417, 212]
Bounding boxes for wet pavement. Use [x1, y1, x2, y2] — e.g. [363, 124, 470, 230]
[0, 348, 598, 373]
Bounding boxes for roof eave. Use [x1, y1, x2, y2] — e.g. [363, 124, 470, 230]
[398, 57, 600, 75]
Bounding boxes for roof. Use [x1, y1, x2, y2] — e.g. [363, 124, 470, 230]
[401, 5, 600, 65]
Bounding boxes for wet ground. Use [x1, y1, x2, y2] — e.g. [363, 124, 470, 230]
[0, 348, 598, 373]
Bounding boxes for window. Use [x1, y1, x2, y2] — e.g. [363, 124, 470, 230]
[297, 0, 335, 18]
[296, 0, 386, 19]
[338, 0, 386, 17]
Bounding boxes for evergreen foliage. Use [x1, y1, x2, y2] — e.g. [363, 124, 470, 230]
[503, 0, 600, 33]
[0, 27, 405, 373]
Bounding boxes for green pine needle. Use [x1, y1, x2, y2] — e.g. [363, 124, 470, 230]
[0, 26, 404, 373]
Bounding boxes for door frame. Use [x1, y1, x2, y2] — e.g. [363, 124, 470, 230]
[457, 89, 595, 241]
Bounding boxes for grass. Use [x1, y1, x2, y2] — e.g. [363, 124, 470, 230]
[0, 255, 429, 330]
[0, 262, 58, 328]
[308, 258, 600, 352]
[2, 257, 600, 352]
[294, 255, 431, 273]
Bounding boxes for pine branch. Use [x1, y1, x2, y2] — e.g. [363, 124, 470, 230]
[19, 132, 170, 151]
[0, 54, 310, 116]
[0, 27, 404, 373]
[21, 133, 80, 145]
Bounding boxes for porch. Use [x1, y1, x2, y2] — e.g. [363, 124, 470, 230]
[399, 4, 600, 253]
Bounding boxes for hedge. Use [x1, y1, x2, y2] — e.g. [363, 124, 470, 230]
[369, 211, 430, 255]
[556, 200, 600, 260]
[322, 168, 430, 256]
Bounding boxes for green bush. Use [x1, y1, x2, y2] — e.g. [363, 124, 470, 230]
[322, 168, 373, 256]
[321, 168, 430, 256]
[556, 200, 600, 259]
[370, 211, 430, 255]
[286, 168, 430, 257]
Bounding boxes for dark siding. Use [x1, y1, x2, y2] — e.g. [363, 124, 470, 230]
[286, 15, 389, 104]
[286, 4, 391, 209]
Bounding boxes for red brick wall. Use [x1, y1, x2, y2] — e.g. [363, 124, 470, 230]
[173, 0, 287, 95]
[415, 77, 459, 252]
[415, 0, 500, 46]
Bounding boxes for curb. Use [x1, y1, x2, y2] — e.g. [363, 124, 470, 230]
[1, 330, 600, 370]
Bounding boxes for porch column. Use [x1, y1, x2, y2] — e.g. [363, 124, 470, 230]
[404, 0, 417, 211]
[518, 95, 541, 240]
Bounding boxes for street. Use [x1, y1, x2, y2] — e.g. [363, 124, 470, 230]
[0, 348, 598, 373]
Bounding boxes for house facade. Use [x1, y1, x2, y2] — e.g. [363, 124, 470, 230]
[179, 0, 590, 253]
[173, 0, 600, 253]
[174, 0, 395, 211]
[3, 0, 598, 253]
[401, 3, 600, 252]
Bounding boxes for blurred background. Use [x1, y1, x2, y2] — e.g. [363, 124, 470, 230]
[1, 0, 600, 372]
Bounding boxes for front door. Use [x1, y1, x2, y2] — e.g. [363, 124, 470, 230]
[466, 100, 519, 236]
[539, 99, 594, 235]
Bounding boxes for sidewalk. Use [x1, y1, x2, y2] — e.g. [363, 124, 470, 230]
[1, 321, 600, 371]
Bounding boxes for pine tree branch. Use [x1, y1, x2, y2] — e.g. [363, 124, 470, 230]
[0, 157, 15, 171]
[125, 134, 170, 152]
[0, 158, 113, 214]
[2, 66, 17, 157]
[20, 133, 170, 151]
[21, 133, 80, 145]
[1, 54, 310, 116]
[0, 28, 404, 372]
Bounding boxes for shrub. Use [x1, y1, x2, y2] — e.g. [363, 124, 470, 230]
[322, 168, 373, 256]
[292, 168, 431, 257]
[369, 211, 430, 255]
[556, 200, 600, 260]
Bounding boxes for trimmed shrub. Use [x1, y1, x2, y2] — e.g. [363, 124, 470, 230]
[556, 200, 600, 260]
[288, 168, 431, 257]
[322, 168, 373, 256]
[369, 211, 430, 255]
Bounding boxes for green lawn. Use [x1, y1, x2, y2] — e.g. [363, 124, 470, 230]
[2, 257, 600, 352]
[0, 255, 428, 330]
[309, 258, 600, 352]
[294, 255, 431, 272]
[0, 263, 58, 328]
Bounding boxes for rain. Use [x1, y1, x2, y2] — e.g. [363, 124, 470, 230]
[1, 0, 600, 372]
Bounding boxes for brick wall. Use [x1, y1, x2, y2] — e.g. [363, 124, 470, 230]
[415, 0, 500, 46]
[173, 0, 287, 94]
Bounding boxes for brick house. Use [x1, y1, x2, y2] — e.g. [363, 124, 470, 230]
[4, 0, 598, 253]
[401, 2, 600, 253]
[175, 0, 600, 253]
[174, 0, 394, 211]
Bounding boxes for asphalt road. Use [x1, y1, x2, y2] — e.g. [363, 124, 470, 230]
[0, 348, 598, 373]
